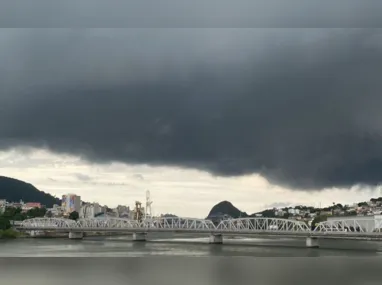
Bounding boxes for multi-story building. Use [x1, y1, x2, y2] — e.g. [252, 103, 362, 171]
[22, 202, 42, 211]
[80, 203, 103, 218]
[0, 199, 6, 214]
[46, 204, 62, 217]
[61, 194, 81, 216]
[10, 200, 24, 208]
[116, 205, 130, 218]
[288, 208, 298, 215]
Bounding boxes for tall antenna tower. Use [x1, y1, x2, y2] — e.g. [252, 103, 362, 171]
[145, 190, 153, 220]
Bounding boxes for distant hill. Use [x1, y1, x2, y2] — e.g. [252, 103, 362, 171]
[207, 201, 248, 219]
[0, 176, 61, 208]
[207, 200, 280, 219]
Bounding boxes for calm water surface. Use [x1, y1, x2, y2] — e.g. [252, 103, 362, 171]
[2, 233, 382, 257]
[3, 234, 382, 285]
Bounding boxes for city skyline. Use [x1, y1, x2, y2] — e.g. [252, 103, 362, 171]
[1, 149, 380, 218]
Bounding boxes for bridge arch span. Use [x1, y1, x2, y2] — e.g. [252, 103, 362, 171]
[216, 217, 310, 232]
[77, 217, 141, 229]
[143, 217, 216, 230]
[21, 218, 78, 228]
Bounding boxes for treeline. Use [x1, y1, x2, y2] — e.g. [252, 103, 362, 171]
[0, 176, 61, 208]
[0, 206, 47, 230]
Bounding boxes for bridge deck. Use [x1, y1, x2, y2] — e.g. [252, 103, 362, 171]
[17, 227, 382, 240]
[18, 217, 382, 241]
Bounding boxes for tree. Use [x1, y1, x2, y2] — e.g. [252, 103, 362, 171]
[261, 209, 276, 218]
[335, 203, 343, 209]
[0, 217, 11, 230]
[45, 211, 53, 218]
[311, 215, 327, 230]
[13, 213, 26, 221]
[69, 211, 79, 221]
[2, 207, 18, 219]
[283, 213, 290, 219]
[27, 207, 47, 218]
[345, 210, 357, 216]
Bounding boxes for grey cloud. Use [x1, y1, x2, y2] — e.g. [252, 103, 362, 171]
[133, 174, 145, 181]
[73, 173, 93, 182]
[1, 29, 382, 190]
[264, 202, 293, 209]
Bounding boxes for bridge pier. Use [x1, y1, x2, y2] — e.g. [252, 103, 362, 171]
[209, 234, 223, 244]
[69, 232, 84, 239]
[133, 232, 147, 241]
[306, 237, 319, 248]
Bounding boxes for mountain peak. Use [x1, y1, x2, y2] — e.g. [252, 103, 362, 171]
[207, 200, 248, 219]
[0, 176, 61, 207]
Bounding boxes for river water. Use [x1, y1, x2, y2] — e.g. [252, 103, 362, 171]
[2, 234, 382, 284]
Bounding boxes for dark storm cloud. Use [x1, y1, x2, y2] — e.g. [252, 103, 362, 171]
[1, 29, 382, 190]
[2, 0, 382, 27]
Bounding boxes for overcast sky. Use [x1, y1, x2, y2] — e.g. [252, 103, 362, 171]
[1, 28, 382, 217]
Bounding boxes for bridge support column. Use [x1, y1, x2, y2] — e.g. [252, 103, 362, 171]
[306, 237, 319, 248]
[209, 234, 223, 244]
[69, 232, 84, 240]
[133, 232, 147, 241]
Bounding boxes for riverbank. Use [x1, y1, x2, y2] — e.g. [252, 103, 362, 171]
[0, 229, 20, 239]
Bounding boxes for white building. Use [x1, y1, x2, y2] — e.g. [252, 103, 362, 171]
[80, 203, 103, 218]
[288, 208, 300, 215]
[61, 194, 81, 215]
[46, 204, 62, 217]
[276, 210, 286, 217]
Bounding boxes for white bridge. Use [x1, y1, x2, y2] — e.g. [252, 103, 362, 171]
[17, 217, 382, 248]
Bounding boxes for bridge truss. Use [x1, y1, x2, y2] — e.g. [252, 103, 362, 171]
[143, 217, 216, 230]
[77, 218, 141, 229]
[21, 218, 78, 229]
[216, 217, 311, 232]
[19, 217, 382, 239]
[20, 217, 310, 233]
[313, 218, 382, 233]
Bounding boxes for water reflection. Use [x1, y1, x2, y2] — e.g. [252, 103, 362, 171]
[1, 235, 382, 257]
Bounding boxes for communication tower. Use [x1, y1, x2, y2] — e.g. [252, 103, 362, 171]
[145, 190, 153, 220]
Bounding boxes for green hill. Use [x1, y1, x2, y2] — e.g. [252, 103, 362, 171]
[0, 176, 60, 208]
